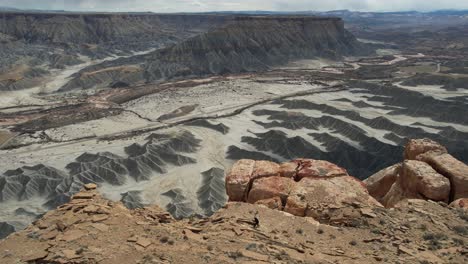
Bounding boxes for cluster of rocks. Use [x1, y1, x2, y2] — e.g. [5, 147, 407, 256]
[365, 138, 468, 208]
[226, 159, 382, 224]
[226, 138, 468, 223]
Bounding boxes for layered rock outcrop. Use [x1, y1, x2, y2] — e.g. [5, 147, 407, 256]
[61, 16, 370, 90]
[365, 138, 468, 207]
[226, 159, 382, 223]
[0, 13, 227, 46]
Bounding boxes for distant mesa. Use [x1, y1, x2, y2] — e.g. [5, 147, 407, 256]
[60, 15, 371, 91]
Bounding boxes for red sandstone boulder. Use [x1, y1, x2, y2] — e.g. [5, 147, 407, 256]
[364, 163, 401, 203]
[254, 197, 283, 210]
[418, 152, 468, 200]
[279, 161, 300, 178]
[253, 160, 281, 178]
[295, 159, 348, 180]
[404, 138, 447, 160]
[284, 176, 382, 222]
[449, 198, 468, 210]
[247, 176, 295, 204]
[279, 159, 348, 180]
[226, 160, 280, 201]
[381, 160, 451, 207]
[225, 159, 256, 201]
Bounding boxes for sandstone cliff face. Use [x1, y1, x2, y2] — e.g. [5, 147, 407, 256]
[61, 16, 370, 90]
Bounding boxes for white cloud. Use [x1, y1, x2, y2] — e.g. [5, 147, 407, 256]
[1, 0, 467, 12]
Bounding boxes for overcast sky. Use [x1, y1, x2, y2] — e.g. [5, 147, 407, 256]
[1, 0, 468, 13]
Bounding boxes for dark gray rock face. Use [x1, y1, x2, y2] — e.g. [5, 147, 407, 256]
[0, 222, 15, 239]
[62, 16, 371, 90]
[162, 188, 194, 220]
[0, 165, 67, 202]
[121, 191, 145, 209]
[185, 120, 230, 134]
[0, 13, 227, 46]
[196, 168, 227, 216]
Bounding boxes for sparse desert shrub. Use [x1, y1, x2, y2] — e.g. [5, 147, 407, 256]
[457, 209, 468, 222]
[453, 238, 464, 246]
[423, 233, 447, 250]
[453, 225, 468, 235]
[227, 251, 244, 260]
[160, 236, 169, 243]
[246, 243, 257, 251]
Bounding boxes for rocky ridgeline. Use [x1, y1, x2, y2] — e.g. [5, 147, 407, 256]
[226, 138, 468, 223]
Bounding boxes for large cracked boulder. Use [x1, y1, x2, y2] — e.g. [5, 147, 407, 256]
[417, 152, 468, 200]
[225, 160, 280, 202]
[247, 176, 295, 204]
[381, 160, 450, 207]
[226, 159, 382, 223]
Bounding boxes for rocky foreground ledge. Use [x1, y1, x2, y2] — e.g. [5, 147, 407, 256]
[0, 139, 467, 263]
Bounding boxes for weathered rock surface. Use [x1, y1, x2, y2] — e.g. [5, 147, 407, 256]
[295, 159, 348, 180]
[247, 176, 295, 204]
[364, 163, 401, 202]
[450, 198, 468, 210]
[404, 138, 448, 160]
[225, 159, 256, 202]
[285, 176, 382, 222]
[366, 139, 467, 207]
[418, 152, 468, 200]
[226, 158, 381, 223]
[381, 160, 450, 207]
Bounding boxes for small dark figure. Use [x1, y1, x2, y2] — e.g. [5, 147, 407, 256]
[253, 213, 260, 228]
